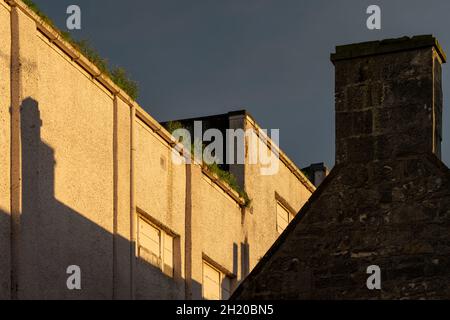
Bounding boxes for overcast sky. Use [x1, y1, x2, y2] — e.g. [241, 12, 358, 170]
[32, 0, 450, 169]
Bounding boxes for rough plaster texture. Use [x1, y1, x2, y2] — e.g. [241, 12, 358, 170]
[168, 112, 314, 278]
[233, 36, 450, 300]
[198, 174, 242, 274]
[184, 165, 243, 299]
[135, 118, 186, 299]
[11, 5, 40, 300]
[14, 8, 115, 299]
[242, 125, 312, 271]
[0, 2, 11, 300]
[194, 172, 243, 292]
[136, 119, 186, 232]
[113, 97, 132, 299]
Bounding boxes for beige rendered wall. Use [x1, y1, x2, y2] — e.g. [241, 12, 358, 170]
[134, 118, 186, 299]
[113, 97, 132, 299]
[243, 119, 313, 270]
[0, 1, 11, 300]
[12, 6, 115, 299]
[189, 169, 243, 299]
[10, 4, 39, 299]
[199, 173, 242, 274]
[186, 164, 243, 299]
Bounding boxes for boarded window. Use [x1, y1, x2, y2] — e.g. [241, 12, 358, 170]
[203, 262, 221, 300]
[276, 202, 291, 234]
[163, 233, 174, 277]
[139, 218, 161, 268]
[138, 216, 174, 277]
[202, 261, 232, 300]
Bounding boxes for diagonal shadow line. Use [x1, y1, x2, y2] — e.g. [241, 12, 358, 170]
[2, 98, 196, 300]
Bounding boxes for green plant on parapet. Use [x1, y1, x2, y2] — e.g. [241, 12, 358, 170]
[165, 121, 185, 135]
[110, 67, 139, 100]
[164, 123, 252, 207]
[22, 0, 54, 27]
[73, 39, 109, 74]
[22, 0, 139, 100]
[206, 163, 252, 208]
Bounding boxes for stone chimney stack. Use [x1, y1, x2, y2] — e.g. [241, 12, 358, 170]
[331, 35, 446, 164]
[233, 36, 450, 300]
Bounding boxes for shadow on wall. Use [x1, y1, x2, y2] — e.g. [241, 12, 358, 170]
[232, 240, 250, 281]
[2, 97, 198, 300]
[0, 208, 9, 299]
[240, 240, 250, 278]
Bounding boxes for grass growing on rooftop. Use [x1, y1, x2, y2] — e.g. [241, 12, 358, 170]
[22, 0, 139, 100]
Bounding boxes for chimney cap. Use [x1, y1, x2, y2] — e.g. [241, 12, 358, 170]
[331, 35, 446, 64]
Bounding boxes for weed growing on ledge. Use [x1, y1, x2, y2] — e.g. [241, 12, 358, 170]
[165, 121, 185, 135]
[110, 68, 139, 101]
[206, 163, 252, 208]
[22, 0, 139, 100]
[72, 39, 109, 74]
[164, 122, 252, 208]
[22, 0, 54, 26]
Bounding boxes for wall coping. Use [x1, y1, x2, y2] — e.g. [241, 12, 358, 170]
[5, 0, 135, 101]
[331, 35, 447, 64]
[164, 110, 316, 193]
[201, 166, 245, 206]
[243, 114, 316, 193]
[135, 110, 245, 207]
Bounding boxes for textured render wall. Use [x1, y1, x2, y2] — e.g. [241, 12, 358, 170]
[187, 165, 243, 299]
[135, 118, 186, 299]
[243, 125, 313, 270]
[11, 5, 40, 300]
[0, 1, 11, 299]
[199, 173, 242, 279]
[15, 7, 115, 298]
[135, 119, 186, 230]
[114, 97, 131, 299]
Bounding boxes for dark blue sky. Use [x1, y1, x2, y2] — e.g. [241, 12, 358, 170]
[32, 0, 450, 169]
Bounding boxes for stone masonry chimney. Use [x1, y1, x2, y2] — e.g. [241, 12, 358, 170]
[333, 35, 446, 164]
[232, 36, 450, 300]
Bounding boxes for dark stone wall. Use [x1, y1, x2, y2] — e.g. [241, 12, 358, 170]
[234, 155, 450, 299]
[232, 36, 450, 300]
